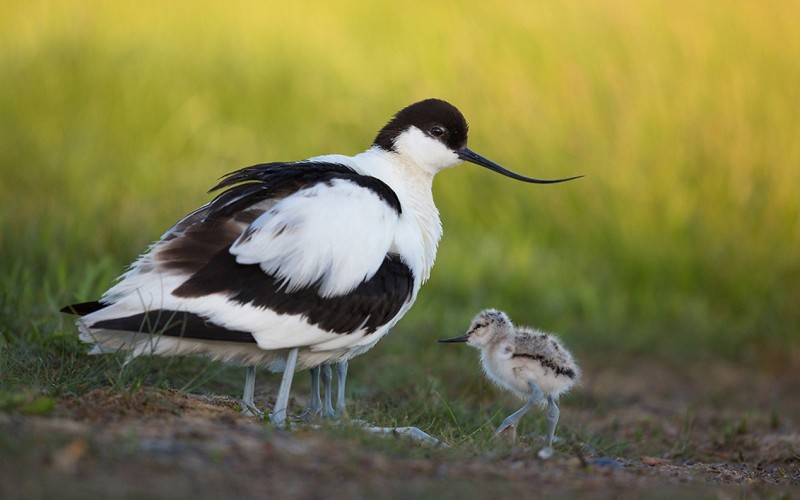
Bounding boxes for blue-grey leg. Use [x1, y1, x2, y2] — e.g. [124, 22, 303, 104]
[241, 365, 263, 418]
[336, 361, 349, 419]
[321, 363, 335, 418]
[494, 379, 544, 444]
[538, 396, 560, 460]
[270, 347, 299, 426]
[308, 365, 322, 415]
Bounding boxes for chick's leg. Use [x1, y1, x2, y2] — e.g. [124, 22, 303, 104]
[494, 379, 544, 444]
[537, 396, 560, 460]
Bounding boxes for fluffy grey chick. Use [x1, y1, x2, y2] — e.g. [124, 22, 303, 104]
[439, 309, 580, 459]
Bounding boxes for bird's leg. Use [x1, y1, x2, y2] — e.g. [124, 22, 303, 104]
[321, 363, 336, 418]
[537, 396, 560, 460]
[270, 347, 299, 426]
[335, 360, 349, 420]
[494, 379, 544, 444]
[358, 423, 448, 447]
[299, 366, 322, 421]
[241, 365, 263, 418]
[310, 365, 322, 414]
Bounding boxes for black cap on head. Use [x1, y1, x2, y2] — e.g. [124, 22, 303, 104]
[374, 98, 468, 152]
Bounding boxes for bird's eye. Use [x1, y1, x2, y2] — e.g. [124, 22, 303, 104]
[430, 126, 445, 137]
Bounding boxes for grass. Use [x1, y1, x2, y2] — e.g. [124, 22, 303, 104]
[1, 0, 800, 478]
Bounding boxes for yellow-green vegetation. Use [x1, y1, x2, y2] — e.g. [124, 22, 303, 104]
[2, 5, 800, 496]
[1, 0, 798, 394]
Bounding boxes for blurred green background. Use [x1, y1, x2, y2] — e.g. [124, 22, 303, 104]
[1, 0, 799, 377]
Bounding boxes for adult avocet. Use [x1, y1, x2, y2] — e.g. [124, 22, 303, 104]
[62, 99, 581, 425]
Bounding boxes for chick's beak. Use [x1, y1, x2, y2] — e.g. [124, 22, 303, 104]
[437, 333, 471, 343]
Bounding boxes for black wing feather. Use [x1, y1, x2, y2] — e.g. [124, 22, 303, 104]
[91, 310, 255, 343]
[60, 301, 106, 316]
[206, 162, 401, 219]
[173, 250, 414, 335]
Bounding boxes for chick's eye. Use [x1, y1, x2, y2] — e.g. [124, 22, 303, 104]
[430, 126, 445, 137]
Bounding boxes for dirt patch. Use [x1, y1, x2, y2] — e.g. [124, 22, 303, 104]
[1, 358, 798, 498]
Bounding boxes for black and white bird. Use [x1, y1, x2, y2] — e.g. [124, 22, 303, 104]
[61, 98, 581, 425]
[439, 309, 580, 459]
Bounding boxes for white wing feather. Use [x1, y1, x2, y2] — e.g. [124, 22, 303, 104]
[229, 178, 399, 298]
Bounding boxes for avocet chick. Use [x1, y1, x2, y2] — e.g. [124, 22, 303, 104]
[439, 309, 580, 459]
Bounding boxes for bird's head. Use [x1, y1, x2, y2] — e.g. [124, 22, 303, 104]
[373, 98, 583, 181]
[438, 308, 514, 348]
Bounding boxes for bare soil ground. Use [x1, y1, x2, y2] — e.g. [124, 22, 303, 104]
[1, 357, 798, 498]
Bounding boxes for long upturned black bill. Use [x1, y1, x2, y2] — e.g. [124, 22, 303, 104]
[437, 333, 471, 343]
[458, 148, 583, 184]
